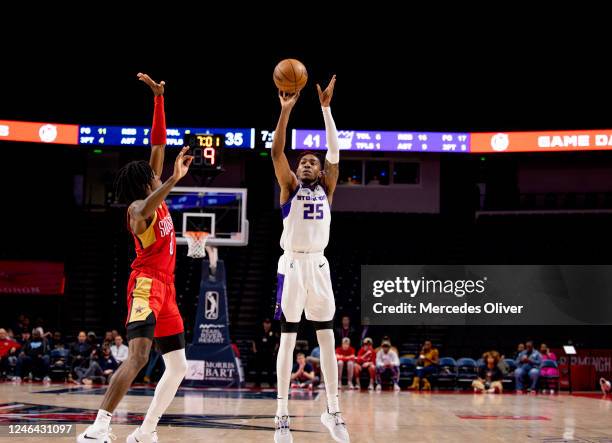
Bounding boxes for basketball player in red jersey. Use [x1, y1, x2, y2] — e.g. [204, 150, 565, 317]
[78, 74, 193, 443]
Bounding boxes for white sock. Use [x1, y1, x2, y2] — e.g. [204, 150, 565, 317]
[92, 409, 112, 431]
[140, 348, 187, 434]
[276, 332, 297, 417]
[317, 329, 339, 414]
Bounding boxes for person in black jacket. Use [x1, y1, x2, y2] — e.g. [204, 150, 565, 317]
[15, 328, 50, 381]
[74, 344, 118, 385]
[69, 331, 92, 377]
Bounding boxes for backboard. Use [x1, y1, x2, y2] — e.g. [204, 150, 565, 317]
[165, 187, 248, 247]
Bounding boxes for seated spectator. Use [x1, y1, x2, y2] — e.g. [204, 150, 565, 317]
[409, 340, 439, 391]
[376, 336, 399, 356]
[376, 340, 400, 391]
[336, 338, 356, 389]
[18, 330, 31, 347]
[110, 335, 128, 365]
[111, 329, 119, 340]
[601, 377, 611, 395]
[49, 331, 65, 350]
[514, 340, 541, 393]
[539, 343, 559, 377]
[103, 331, 114, 347]
[74, 344, 118, 385]
[0, 328, 21, 379]
[306, 346, 321, 382]
[355, 337, 376, 390]
[69, 331, 92, 378]
[16, 327, 50, 382]
[291, 352, 318, 390]
[472, 351, 503, 393]
[87, 331, 100, 351]
[515, 343, 525, 360]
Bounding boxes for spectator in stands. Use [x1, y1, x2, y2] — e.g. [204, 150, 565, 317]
[376, 340, 400, 391]
[472, 351, 504, 393]
[539, 343, 559, 378]
[336, 337, 357, 389]
[13, 314, 30, 337]
[306, 346, 321, 383]
[367, 175, 380, 186]
[110, 335, 128, 365]
[75, 344, 118, 385]
[291, 352, 318, 389]
[251, 318, 278, 387]
[15, 327, 50, 382]
[335, 315, 358, 347]
[0, 328, 21, 379]
[515, 343, 525, 360]
[86, 331, 99, 350]
[103, 331, 114, 347]
[69, 331, 92, 377]
[376, 336, 399, 355]
[48, 331, 65, 349]
[111, 329, 119, 340]
[515, 340, 542, 393]
[355, 337, 376, 390]
[18, 330, 31, 346]
[600, 377, 611, 395]
[409, 340, 439, 391]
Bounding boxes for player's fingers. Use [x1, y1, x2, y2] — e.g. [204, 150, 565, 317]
[160, 81, 166, 86]
[316, 84, 322, 95]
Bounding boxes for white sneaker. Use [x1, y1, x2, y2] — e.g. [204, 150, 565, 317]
[375, 384, 382, 392]
[12, 376, 21, 383]
[274, 415, 292, 443]
[347, 382, 355, 390]
[368, 383, 374, 391]
[393, 383, 401, 392]
[321, 411, 350, 443]
[77, 426, 116, 442]
[126, 427, 158, 443]
[43, 376, 51, 384]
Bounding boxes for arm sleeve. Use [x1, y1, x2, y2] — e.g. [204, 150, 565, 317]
[151, 95, 166, 145]
[322, 107, 339, 164]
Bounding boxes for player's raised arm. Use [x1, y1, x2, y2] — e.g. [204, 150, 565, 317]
[271, 91, 299, 202]
[317, 75, 339, 204]
[129, 147, 193, 234]
[138, 72, 167, 178]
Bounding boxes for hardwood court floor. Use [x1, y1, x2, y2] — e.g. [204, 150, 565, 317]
[0, 382, 611, 442]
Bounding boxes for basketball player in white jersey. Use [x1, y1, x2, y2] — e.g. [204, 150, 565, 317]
[271, 75, 349, 443]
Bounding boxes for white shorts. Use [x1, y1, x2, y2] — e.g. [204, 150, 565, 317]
[274, 251, 336, 323]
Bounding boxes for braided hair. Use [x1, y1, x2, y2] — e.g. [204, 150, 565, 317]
[114, 160, 155, 204]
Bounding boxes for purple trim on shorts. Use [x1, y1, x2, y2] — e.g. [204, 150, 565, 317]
[274, 273, 285, 320]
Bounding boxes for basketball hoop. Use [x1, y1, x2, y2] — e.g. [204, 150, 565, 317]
[184, 231, 210, 258]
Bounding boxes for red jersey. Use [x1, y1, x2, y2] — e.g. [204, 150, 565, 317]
[0, 338, 20, 358]
[357, 346, 377, 365]
[335, 346, 356, 361]
[129, 202, 176, 276]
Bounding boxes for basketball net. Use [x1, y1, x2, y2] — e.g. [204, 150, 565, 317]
[184, 231, 210, 259]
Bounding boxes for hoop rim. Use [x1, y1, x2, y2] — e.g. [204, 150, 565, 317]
[184, 231, 211, 239]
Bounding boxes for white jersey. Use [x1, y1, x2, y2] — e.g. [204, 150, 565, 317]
[280, 183, 331, 252]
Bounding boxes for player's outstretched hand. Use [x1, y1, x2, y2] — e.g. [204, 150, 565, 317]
[317, 75, 336, 107]
[279, 90, 300, 111]
[173, 146, 194, 181]
[137, 72, 165, 96]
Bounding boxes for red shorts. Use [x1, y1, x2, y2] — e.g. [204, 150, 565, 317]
[126, 268, 184, 338]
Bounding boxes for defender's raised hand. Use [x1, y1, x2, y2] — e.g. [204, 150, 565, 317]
[173, 147, 194, 181]
[317, 75, 336, 107]
[138, 72, 165, 96]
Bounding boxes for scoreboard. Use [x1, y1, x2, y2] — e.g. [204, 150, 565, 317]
[5, 119, 612, 154]
[78, 126, 254, 149]
[292, 129, 470, 152]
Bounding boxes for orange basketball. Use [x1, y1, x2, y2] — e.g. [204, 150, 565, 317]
[273, 59, 308, 93]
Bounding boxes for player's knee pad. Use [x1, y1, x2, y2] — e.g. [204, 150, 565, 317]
[311, 320, 333, 331]
[280, 314, 299, 333]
